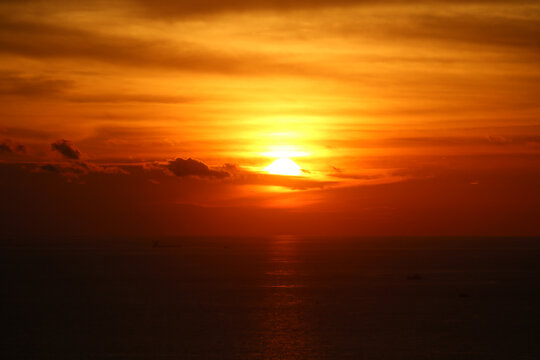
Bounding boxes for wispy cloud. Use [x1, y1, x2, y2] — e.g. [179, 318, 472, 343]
[0, 71, 72, 97]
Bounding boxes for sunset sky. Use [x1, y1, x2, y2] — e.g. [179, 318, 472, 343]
[1, 0, 539, 236]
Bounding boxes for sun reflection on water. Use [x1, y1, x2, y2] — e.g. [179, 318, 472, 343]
[256, 235, 320, 359]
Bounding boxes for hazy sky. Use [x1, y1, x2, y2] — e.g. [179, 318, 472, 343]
[1, 0, 539, 236]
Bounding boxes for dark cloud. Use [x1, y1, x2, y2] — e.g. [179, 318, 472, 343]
[67, 93, 199, 104]
[38, 161, 128, 179]
[39, 164, 60, 173]
[129, 0, 537, 17]
[330, 172, 384, 180]
[389, 135, 540, 147]
[51, 139, 81, 160]
[0, 15, 282, 75]
[130, 0, 363, 16]
[1, 0, 536, 15]
[0, 139, 26, 154]
[0, 71, 72, 97]
[38, 162, 87, 177]
[0, 14, 385, 81]
[395, 13, 540, 53]
[280, 8, 540, 57]
[167, 158, 229, 179]
[330, 135, 540, 149]
[0, 126, 55, 140]
[1, 4, 536, 86]
[487, 135, 511, 145]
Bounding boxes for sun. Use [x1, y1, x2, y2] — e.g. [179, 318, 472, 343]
[265, 158, 301, 176]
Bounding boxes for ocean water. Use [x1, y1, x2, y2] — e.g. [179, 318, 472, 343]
[1, 236, 539, 359]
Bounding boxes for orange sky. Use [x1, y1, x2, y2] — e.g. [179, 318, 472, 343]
[1, 0, 539, 236]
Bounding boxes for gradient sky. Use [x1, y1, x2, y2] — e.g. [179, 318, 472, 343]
[1, 0, 539, 236]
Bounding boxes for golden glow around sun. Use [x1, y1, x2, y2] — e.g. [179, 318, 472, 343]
[265, 158, 302, 176]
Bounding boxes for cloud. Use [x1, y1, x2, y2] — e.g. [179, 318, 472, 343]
[129, 0, 537, 18]
[0, 72, 200, 105]
[350, 135, 540, 149]
[167, 158, 229, 178]
[67, 93, 200, 104]
[0, 71, 72, 97]
[38, 161, 128, 179]
[407, 13, 540, 53]
[0, 126, 55, 140]
[0, 1, 537, 81]
[129, 0, 362, 16]
[329, 172, 384, 180]
[0, 14, 365, 80]
[51, 139, 81, 160]
[317, 12, 534, 63]
[38, 162, 87, 177]
[0, 139, 26, 154]
[0, 15, 289, 76]
[39, 164, 60, 173]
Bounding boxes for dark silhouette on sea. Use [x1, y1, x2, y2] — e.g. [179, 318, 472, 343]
[1, 236, 539, 359]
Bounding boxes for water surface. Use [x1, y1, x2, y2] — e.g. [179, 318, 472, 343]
[2, 236, 539, 359]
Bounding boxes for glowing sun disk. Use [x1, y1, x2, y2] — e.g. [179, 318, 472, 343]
[265, 158, 301, 176]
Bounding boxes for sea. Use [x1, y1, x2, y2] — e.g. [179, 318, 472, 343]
[1, 236, 539, 359]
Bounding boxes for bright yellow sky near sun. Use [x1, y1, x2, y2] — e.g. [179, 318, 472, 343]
[0, 1, 539, 183]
